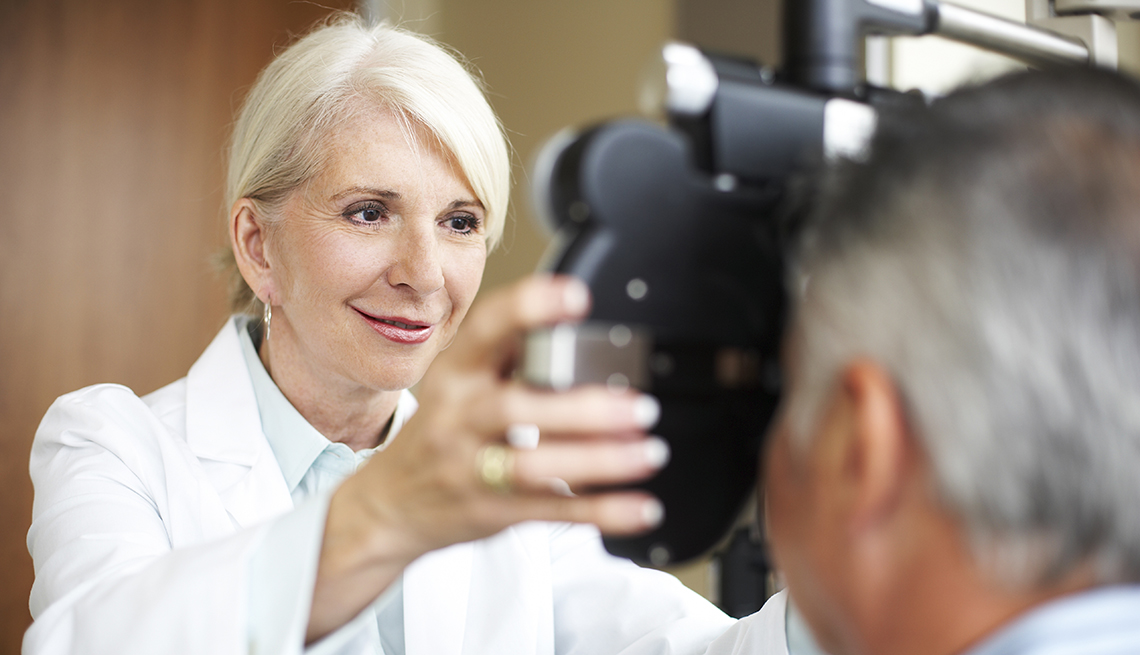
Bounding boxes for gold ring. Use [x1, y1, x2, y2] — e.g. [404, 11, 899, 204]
[476, 444, 514, 494]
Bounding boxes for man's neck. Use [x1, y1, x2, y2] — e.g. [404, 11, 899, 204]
[853, 510, 1096, 655]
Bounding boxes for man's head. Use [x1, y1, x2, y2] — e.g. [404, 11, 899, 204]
[766, 68, 1140, 655]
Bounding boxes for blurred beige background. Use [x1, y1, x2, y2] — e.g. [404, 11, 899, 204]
[3, 0, 1138, 651]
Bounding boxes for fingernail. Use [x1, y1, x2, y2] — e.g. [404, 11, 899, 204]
[507, 423, 540, 450]
[562, 278, 589, 315]
[633, 395, 660, 429]
[543, 477, 575, 497]
[641, 498, 665, 527]
[643, 437, 671, 468]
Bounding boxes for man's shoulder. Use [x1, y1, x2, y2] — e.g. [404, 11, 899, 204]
[970, 586, 1140, 655]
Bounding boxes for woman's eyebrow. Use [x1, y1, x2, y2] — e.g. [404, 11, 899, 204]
[331, 189, 483, 212]
[449, 198, 485, 211]
[332, 186, 400, 201]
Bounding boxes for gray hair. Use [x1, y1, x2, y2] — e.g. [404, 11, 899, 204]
[221, 13, 510, 312]
[788, 69, 1140, 586]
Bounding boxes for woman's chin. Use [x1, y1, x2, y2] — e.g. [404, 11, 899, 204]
[345, 336, 441, 390]
[357, 360, 430, 393]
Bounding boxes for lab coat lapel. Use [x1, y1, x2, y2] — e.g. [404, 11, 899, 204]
[184, 316, 293, 527]
[404, 526, 552, 655]
[405, 541, 474, 654]
[462, 525, 553, 655]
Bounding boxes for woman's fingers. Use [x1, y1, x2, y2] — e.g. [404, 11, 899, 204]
[358, 272, 677, 551]
[509, 438, 670, 490]
[467, 437, 671, 536]
[473, 384, 660, 436]
[505, 492, 665, 536]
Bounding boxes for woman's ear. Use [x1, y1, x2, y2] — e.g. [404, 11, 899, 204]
[230, 198, 277, 304]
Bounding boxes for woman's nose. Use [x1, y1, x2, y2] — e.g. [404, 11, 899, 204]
[387, 223, 445, 294]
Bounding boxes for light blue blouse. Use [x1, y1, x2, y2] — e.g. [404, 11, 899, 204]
[240, 318, 414, 655]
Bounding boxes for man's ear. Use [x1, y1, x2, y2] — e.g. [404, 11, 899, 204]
[230, 198, 277, 304]
[839, 358, 913, 530]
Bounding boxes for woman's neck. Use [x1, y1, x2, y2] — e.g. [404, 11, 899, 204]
[258, 329, 401, 452]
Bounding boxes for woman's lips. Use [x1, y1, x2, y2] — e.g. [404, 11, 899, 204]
[354, 309, 436, 345]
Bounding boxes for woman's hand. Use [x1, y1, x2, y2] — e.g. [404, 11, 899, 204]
[308, 275, 667, 641]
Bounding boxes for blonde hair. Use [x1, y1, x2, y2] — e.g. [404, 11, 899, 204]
[223, 14, 510, 311]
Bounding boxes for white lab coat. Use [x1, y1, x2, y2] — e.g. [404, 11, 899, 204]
[701, 590, 790, 655]
[24, 317, 736, 655]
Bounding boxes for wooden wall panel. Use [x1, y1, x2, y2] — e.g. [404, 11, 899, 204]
[0, 0, 350, 649]
[676, 0, 782, 68]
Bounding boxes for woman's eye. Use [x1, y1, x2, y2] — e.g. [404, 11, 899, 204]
[344, 203, 387, 225]
[358, 208, 382, 222]
[444, 214, 480, 234]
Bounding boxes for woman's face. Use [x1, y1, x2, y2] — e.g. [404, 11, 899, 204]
[264, 105, 488, 393]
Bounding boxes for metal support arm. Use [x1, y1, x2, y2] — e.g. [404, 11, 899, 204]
[785, 0, 1126, 93]
[934, 2, 1089, 67]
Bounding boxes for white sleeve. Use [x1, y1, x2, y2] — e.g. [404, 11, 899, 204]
[251, 498, 390, 655]
[701, 589, 790, 655]
[23, 386, 318, 655]
[549, 522, 737, 655]
[248, 494, 342, 655]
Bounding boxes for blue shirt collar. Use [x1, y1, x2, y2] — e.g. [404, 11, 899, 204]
[236, 315, 416, 496]
[965, 585, 1140, 655]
